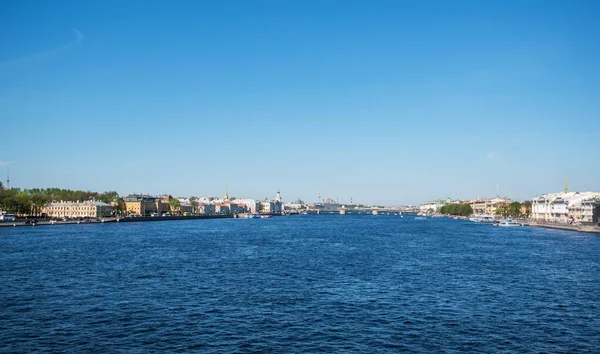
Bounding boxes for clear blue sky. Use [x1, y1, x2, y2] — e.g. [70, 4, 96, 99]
[1, 0, 599, 205]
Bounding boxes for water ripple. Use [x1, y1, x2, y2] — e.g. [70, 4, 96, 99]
[1, 216, 599, 352]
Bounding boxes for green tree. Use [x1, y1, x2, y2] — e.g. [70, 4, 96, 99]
[440, 205, 448, 214]
[189, 197, 199, 214]
[495, 204, 512, 218]
[14, 192, 32, 216]
[507, 202, 522, 218]
[521, 200, 532, 218]
[30, 193, 50, 217]
[97, 191, 119, 204]
[112, 198, 125, 216]
[169, 197, 181, 215]
[441, 203, 472, 216]
[458, 203, 473, 216]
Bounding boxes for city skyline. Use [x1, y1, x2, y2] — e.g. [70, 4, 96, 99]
[0, 168, 592, 207]
[2, 0, 599, 205]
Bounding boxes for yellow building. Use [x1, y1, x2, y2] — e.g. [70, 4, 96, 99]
[124, 194, 155, 216]
[42, 200, 113, 218]
[468, 198, 511, 215]
[470, 200, 487, 215]
[123, 194, 170, 216]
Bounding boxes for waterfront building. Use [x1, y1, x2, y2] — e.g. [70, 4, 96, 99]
[214, 204, 228, 214]
[550, 197, 568, 223]
[123, 194, 166, 216]
[581, 200, 600, 224]
[283, 200, 306, 211]
[467, 197, 511, 216]
[177, 202, 193, 215]
[235, 199, 260, 213]
[419, 198, 451, 213]
[259, 191, 283, 214]
[198, 203, 215, 215]
[569, 204, 583, 222]
[470, 200, 487, 215]
[260, 200, 275, 213]
[531, 191, 600, 224]
[486, 198, 511, 215]
[274, 190, 282, 213]
[215, 201, 240, 215]
[42, 200, 113, 218]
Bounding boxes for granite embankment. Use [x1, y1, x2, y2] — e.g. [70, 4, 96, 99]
[0, 215, 234, 227]
[529, 221, 600, 234]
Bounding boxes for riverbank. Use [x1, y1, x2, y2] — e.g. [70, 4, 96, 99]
[0, 213, 292, 228]
[0, 214, 236, 228]
[528, 221, 600, 234]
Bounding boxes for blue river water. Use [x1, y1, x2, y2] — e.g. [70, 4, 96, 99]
[1, 214, 599, 352]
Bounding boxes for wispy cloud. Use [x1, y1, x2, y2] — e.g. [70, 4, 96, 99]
[0, 161, 10, 166]
[486, 152, 496, 160]
[0, 29, 84, 67]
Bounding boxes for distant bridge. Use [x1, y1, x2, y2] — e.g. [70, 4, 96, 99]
[304, 207, 419, 215]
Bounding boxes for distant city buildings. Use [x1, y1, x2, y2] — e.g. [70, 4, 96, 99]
[283, 199, 306, 211]
[419, 197, 512, 215]
[42, 200, 113, 218]
[418, 188, 600, 225]
[531, 191, 600, 224]
[259, 190, 283, 214]
[123, 194, 169, 216]
[469, 197, 512, 216]
[419, 198, 452, 213]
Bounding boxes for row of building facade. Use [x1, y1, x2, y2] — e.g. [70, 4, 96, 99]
[419, 197, 516, 216]
[531, 191, 600, 224]
[41, 200, 114, 219]
[420, 190, 600, 224]
[39, 190, 284, 218]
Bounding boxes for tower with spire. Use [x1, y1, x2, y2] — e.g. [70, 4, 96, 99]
[224, 184, 229, 200]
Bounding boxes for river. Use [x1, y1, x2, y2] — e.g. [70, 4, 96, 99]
[1, 214, 599, 352]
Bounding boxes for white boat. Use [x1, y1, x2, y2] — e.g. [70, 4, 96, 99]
[415, 216, 427, 220]
[497, 219, 520, 227]
[470, 214, 496, 223]
[0, 211, 16, 221]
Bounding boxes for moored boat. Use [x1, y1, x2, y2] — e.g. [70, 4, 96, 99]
[496, 219, 521, 227]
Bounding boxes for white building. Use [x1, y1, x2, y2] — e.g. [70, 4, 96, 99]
[259, 190, 283, 214]
[582, 200, 600, 224]
[260, 200, 275, 213]
[284, 201, 306, 210]
[198, 203, 215, 215]
[531, 191, 600, 223]
[235, 199, 261, 213]
[419, 198, 451, 213]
